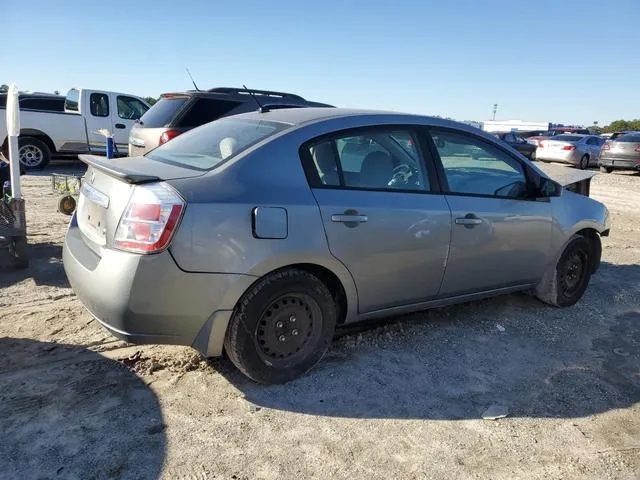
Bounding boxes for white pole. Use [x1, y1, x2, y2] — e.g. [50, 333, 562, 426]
[6, 84, 22, 199]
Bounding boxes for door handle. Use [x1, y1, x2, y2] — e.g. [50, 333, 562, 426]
[331, 214, 368, 223]
[115, 123, 126, 129]
[455, 214, 483, 227]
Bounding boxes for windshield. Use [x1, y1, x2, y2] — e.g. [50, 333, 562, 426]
[146, 117, 290, 170]
[616, 133, 640, 142]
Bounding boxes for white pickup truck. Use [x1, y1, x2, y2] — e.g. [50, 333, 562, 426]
[0, 88, 150, 169]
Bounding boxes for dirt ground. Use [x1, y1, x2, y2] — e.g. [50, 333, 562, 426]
[1, 164, 639, 480]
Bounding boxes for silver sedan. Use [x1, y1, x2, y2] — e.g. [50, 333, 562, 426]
[536, 134, 605, 169]
[63, 108, 611, 384]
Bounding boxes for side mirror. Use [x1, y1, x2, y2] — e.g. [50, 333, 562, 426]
[538, 176, 562, 197]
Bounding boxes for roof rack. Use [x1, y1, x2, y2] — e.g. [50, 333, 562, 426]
[206, 87, 306, 101]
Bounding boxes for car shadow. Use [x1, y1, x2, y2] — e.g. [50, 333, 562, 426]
[216, 261, 640, 420]
[0, 242, 69, 288]
[0, 337, 166, 478]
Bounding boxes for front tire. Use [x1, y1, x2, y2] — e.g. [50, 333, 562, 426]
[18, 137, 51, 170]
[224, 269, 337, 384]
[535, 235, 593, 307]
[600, 165, 613, 173]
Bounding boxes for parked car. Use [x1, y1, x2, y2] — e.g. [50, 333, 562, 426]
[0, 92, 65, 113]
[63, 108, 610, 384]
[128, 87, 333, 156]
[492, 132, 537, 159]
[527, 127, 592, 147]
[536, 134, 605, 169]
[599, 132, 640, 173]
[0, 88, 150, 169]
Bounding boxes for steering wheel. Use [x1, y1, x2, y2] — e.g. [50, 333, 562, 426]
[388, 164, 418, 187]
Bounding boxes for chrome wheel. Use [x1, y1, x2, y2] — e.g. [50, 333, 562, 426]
[18, 144, 44, 168]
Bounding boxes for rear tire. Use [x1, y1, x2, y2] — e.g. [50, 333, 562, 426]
[18, 137, 51, 170]
[535, 235, 593, 307]
[578, 154, 589, 170]
[600, 165, 613, 173]
[224, 269, 337, 384]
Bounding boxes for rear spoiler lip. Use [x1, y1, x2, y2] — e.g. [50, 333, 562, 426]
[78, 154, 161, 184]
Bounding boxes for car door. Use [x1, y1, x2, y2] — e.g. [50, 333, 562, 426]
[429, 128, 553, 297]
[302, 126, 452, 313]
[111, 95, 149, 151]
[84, 91, 112, 153]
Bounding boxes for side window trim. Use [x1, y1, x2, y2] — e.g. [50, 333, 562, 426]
[299, 124, 439, 194]
[426, 126, 535, 200]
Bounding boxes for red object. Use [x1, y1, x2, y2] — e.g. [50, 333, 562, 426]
[159, 129, 181, 145]
[635, 146, 640, 153]
[538, 142, 545, 148]
[115, 185, 185, 253]
[602, 143, 611, 151]
[562, 145, 576, 151]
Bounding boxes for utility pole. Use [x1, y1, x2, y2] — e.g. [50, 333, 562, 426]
[492, 103, 498, 121]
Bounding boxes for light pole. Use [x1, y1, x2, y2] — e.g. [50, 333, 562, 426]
[492, 104, 498, 121]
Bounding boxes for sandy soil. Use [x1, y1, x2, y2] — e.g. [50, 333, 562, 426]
[1, 164, 639, 480]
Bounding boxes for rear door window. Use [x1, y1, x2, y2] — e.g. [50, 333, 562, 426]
[90, 93, 109, 117]
[177, 98, 243, 128]
[139, 96, 189, 127]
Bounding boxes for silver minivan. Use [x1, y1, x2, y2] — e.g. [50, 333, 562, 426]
[64, 108, 611, 384]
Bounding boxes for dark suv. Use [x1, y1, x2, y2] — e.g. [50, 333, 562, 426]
[128, 87, 333, 155]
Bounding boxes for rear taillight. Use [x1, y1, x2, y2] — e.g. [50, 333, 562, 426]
[114, 183, 185, 254]
[635, 146, 640, 153]
[562, 145, 576, 151]
[159, 129, 181, 145]
[538, 142, 544, 148]
[602, 143, 611, 151]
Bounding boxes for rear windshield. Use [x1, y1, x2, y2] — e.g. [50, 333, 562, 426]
[177, 97, 243, 127]
[146, 117, 290, 170]
[551, 135, 583, 142]
[616, 133, 640, 142]
[139, 96, 189, 127]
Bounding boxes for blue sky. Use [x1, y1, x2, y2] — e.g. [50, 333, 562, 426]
[3, 0, 639, 125]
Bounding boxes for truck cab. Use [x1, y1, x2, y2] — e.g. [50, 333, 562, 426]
[64, 89, 149, 154]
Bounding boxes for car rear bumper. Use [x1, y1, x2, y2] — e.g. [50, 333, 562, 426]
[63, 219, 257, 356]
[536, 150, 579, 164]
[599, 155, 640, 170]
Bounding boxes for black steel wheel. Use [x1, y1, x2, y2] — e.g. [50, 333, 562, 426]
[224, 269, 337, 384]
[554, 236, 592, 307]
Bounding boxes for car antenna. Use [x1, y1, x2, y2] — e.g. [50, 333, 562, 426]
[242, 84, 267, 112]
[186, 67, 200, 91]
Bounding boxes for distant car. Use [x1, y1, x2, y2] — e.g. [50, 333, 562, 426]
[493, 132, 537, 159]
[128, 87, 334, 156]
[527, 127, 592, 147]
[0, 92, 65, 113]
[64, 108, 610, 384]
[599, 132, 640, 173]
[537, 134, 605, 169]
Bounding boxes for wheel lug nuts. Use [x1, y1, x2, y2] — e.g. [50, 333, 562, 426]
[276, 321, 284, 328]
[289, 315, 296, 322]
[279, 335, 286, 342]
[292, 329, 299, 336]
